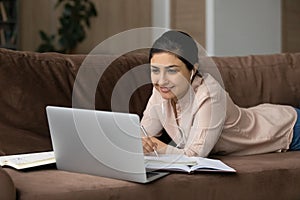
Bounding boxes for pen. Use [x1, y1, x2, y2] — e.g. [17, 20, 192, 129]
[140, 125, 159, 157]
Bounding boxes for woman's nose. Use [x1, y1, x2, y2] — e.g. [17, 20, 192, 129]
[157, 73, 168, 85]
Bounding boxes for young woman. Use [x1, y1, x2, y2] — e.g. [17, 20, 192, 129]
[141, 30, 300, 157]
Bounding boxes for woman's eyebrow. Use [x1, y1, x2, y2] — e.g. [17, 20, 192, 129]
[150, 65, 180, 68]
[165, 65, 180, 69]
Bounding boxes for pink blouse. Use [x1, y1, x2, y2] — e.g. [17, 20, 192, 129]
[141, 74, 297, 157]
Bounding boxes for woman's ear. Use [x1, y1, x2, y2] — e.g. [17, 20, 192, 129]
[193, 63, 199, 72]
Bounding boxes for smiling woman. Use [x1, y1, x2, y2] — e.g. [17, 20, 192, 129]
[141, 30, 300, 158]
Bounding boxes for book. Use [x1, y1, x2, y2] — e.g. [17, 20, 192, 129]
[144, 154, 236, 173]
[0, 151, 55, 170]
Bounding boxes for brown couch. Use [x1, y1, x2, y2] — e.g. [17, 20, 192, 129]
[1, 47, 300, 200]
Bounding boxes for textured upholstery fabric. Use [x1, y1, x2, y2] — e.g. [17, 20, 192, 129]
[211, 53, 300, 107]
[0, 49, 150, 155]
[3, 152, 300, 200]
[1, 48, 300, 199]
[0, 167, 15, 200]
[0, 50, 77, 155]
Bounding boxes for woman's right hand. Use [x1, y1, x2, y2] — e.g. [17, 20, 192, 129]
[142, 136, 167, 155]
[142, 136, 158, 154]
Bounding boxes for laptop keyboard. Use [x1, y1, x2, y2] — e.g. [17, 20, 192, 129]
[146, 172, 159, 179]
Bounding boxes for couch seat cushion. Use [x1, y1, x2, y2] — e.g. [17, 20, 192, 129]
[4, 151, 300, 200]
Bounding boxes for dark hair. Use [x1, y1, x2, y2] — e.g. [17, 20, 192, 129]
[149, 30, 198, 71]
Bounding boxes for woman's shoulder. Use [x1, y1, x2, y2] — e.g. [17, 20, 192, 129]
[194, 73, 225, 95]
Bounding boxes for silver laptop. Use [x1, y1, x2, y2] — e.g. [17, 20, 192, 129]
[46, 106, 168, 183]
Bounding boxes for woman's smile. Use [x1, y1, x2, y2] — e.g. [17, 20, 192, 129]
[159, 86, 173, 93]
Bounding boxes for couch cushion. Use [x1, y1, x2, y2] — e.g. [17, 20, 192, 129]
[95, 51, 152, 116]
[209, 53, 300, 107]
[0, 48, 80, 155]
[4, 151, 300, 200]
[0, 167, 16, 200]
[0, 48, 151, 155]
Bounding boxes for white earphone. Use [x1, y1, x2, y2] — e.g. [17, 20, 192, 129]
[190, 70, 195, 81]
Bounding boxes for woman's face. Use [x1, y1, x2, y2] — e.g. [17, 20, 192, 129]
[150, 52, 193, 101]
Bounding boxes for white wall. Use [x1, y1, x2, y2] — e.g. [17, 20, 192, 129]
[152, 0, 170, 28]
[151, 0, 170, 41]
[206, 0, 281, 56]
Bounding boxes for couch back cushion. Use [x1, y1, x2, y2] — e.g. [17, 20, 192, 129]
[0, 49, 81, 154]
[0, 48, 150, 155]
[72, 50, 152, 116]
[210, 53, 300, 108]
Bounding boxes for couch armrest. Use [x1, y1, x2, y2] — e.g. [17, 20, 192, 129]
[0, 167, 16, 200]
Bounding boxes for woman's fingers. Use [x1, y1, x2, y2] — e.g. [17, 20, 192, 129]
[142, 137, 157, 153]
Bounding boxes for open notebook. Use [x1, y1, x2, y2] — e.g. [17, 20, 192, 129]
[0, 151, 55, 170]
[145, 154, 235, 173]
